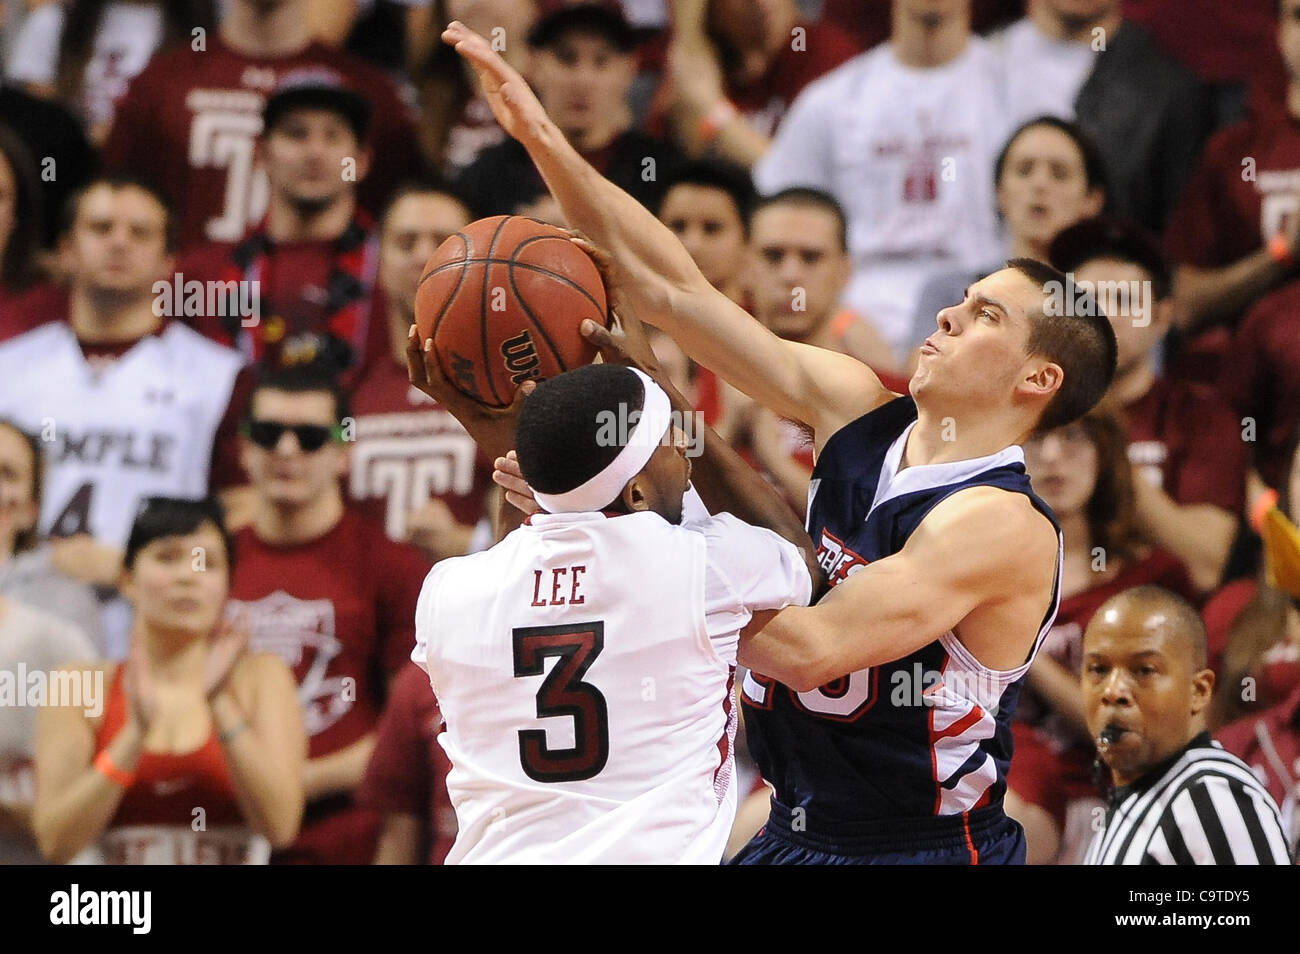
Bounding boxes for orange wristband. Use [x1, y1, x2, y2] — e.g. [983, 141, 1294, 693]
[1250, 488, 1280, 533]
[697, 100, 737, 144]
[830, 308, 856, 342]
[1268, 233, 1294, 266]
[94, 750, 134, 788]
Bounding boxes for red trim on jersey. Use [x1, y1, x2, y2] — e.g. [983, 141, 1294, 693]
[929, 656, 949, 815]
[932, 703, 986, 741]
[714, 668, 736, 795]
[962, 811, 978, 864]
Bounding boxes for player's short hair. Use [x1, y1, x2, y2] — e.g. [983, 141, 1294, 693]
[1100, 584, 1209, 670]
[124, 496, 235, 572]
[1007, 257, 1117, 433]
[0, 418, 43, 556]
[62, 173, 177, 252]
[515, 364, 644, 501]
[994, 115, 1109, 195]
[657, 159, 757, 235]
[751, 187, 848, 251]
[248, 363, 351, 426]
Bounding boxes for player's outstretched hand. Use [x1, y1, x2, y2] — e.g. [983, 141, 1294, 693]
[406, 323, 535, 461]
[493, 451, 541, 517]
[443, 20, 548, 144]
[568, 233, 660, 372]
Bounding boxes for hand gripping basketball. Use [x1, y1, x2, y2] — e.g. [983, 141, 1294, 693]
[565, 233, 660, 374]
[406, 323, 536, 462]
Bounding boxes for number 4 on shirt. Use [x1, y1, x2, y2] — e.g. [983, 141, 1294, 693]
[512, 622, 610, 782]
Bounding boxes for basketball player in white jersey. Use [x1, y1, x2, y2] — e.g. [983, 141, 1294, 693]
[0, 176, 245, 657]
[406, 353, 814, 863]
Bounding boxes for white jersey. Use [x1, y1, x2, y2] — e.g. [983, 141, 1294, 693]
[0, 321, 243, 548]
[754, 38, 1012, 359]
[988, 19, 1097, 127]
[412, 504, 812, 864]
[5, 1, 163, 130]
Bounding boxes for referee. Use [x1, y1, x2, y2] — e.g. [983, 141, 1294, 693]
[1081, 586, 1291, 865]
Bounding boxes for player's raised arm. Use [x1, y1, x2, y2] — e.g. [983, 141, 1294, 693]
[442, 21, 892, 440]
[738, 488, 1059, 692]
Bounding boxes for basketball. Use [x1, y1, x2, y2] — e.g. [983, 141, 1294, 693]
[414, 215, 609, 407]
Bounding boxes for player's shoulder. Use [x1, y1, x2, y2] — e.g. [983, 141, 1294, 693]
[417, 533, 499, 587]
[692, 511, 775, 547]
[925, 484, 1057, 549]
[696, 513, 804, 574]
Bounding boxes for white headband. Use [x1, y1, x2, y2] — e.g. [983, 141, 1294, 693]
[534, 368, 674, 514]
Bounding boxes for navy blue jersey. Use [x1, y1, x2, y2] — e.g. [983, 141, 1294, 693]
[742, 395, 1062, 827]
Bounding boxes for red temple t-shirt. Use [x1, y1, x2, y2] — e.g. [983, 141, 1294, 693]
[1164, 98, 1300, 273]
[356, 661, 456, 864]
[1216, 683, 1300, 811]
[1218, 283, 1300, 491]
[1122, 375, 1247, 514]
[102, 37, 422, 250]
[348, 353, 493, 540]
[228, 508, 430, 863]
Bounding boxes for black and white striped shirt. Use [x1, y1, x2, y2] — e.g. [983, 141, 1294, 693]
[1085, 733, 1292, 865]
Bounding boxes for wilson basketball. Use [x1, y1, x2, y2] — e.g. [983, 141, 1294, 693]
[414, 215, 608, 407]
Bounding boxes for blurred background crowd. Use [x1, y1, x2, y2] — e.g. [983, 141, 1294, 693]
[0, 0, 1297, 865]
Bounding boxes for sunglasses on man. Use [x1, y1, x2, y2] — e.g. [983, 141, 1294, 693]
[241, 419, 345, 452]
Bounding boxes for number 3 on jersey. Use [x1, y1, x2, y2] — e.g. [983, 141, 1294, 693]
[512, 623, 610, 782]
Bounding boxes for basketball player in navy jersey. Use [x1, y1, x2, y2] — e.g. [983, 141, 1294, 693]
[446, 21, 1117, 864]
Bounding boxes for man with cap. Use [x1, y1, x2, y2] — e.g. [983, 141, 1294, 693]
[456, 2, 684, 220]
[1049, 217, 1246, 593]
[404, 322, 816, 863]
[102, 0, 422, 250]
[183, 68, 390, 393]
[176, 69, 396, 529]
[1082, 584, 1291, 864]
